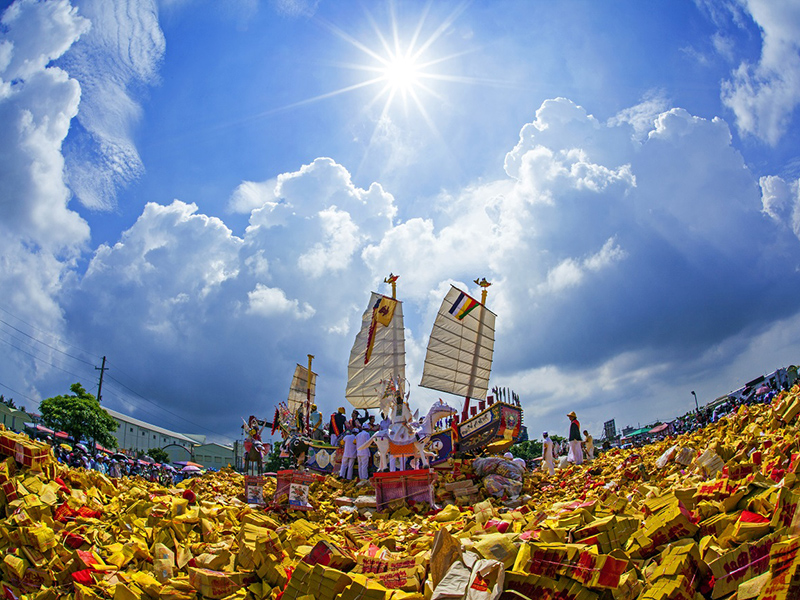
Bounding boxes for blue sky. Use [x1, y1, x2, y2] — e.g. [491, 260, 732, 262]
[2, 0, 800, 446]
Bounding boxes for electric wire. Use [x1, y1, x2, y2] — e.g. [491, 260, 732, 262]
[0, 306, 233, 440]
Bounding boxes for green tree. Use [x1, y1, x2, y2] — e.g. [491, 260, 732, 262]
[263, 441, 291, 472]
[509, 439, 543, 461]
[39, 383, 118, 450]
[147, 447, 170, 464]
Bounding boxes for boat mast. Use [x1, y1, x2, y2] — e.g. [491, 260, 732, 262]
[385, 273, 401, 395]
[462, 277, 492, 422]
[305, 353, 314, 433]
[385, 272, 398, 300]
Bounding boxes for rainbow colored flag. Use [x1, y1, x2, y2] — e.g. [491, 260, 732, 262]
[448, 291, 479, 320]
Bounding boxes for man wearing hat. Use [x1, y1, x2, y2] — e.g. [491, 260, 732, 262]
[541, 431, 555, 475]
[567, 411, 584, 465]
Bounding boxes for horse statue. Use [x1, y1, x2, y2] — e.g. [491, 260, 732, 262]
[281, 434, 310, 469]
[358, 397, 457, 471]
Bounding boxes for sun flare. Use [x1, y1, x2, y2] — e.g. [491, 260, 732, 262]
[382, 53, 421, 93]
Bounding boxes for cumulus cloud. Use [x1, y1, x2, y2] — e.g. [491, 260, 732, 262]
[608, 92, 671, 141]
[537, 238, 626, 295]
[3, 0, 800, 442]
[228, 179, 278, 214]
[61, 157, 403, 435]
[718, 0, 800, 145]
[760, 175, 800, 238]
[58, 0, 165, 209]
[247, 284, 314, 319]
[0, 0, 92, 400]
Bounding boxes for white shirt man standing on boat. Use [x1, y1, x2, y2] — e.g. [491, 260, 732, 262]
[339, 429, 357, 480]
[542, 431, 555, 476]
[355, 427, 372, 482]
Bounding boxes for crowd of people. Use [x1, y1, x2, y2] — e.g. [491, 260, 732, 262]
[47, 440, 181, 485]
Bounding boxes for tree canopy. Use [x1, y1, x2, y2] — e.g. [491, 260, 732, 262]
[39, 383, 118, 450]
[146, 447, 170, 464]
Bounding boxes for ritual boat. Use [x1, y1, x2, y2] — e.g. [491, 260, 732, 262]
[420, 279, 523, 463]
[274, 356, 339, 473]
[347, 275, 461, 472]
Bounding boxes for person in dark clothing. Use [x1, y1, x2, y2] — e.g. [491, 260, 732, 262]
[330, 407, 347, 446]
[567, 411, 584, 465]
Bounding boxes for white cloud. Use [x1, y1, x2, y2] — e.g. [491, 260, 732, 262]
[247, 284, 314, 319]
[297, 206, 361, 278]
[228, 179, 278, 214]
[59, 0, 165, 209]
[608, 92, 670, 141]
[760, 175, 800, 238]
[0, 0, 94, 405]
[3, 0, 800, 444]
[537, 238, 626, 295]
[719, 0, 800, 145]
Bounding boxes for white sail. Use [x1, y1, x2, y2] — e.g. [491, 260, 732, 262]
[346, 292, 405, 409]
[287, 364, 317, 414]
[420, 285, 496, 400]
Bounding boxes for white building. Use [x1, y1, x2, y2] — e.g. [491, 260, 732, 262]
[104, 407, 199, 462]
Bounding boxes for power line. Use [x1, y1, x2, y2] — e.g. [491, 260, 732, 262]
[104, 372, 231, 438]
[0, 306, 234, 440]
[0, 306, 103, 361]
[0, 336, 96, 384]
[0, 381, 37, 403]
[0, 318, 96, 367]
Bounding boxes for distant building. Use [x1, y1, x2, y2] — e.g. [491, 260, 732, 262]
[104, 407, 198, 462]
[192, 442, 235, 469]
[0, 403, 28, 432]
[603, 419, 616, 441]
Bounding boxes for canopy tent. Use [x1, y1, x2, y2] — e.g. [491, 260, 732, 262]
[24, 423, 55, 434]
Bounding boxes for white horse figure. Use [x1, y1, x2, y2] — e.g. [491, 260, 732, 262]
[359, 398, 457, 471]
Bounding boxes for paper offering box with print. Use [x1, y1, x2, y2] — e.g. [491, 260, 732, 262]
[372, 469, 437, 511]
[274, 469, 324, 510]
[0, 430, 52, 469]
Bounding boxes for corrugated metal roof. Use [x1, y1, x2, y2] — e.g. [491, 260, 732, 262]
[104, 407, 197, 444]
[622, 426, 651, 438]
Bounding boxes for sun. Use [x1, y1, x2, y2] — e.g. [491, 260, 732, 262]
[382, 52, 421, 93]
[308, 2, 475, 122]
[262, 2, 495, 144]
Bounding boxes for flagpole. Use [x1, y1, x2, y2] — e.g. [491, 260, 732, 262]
[305, 354, 314, 433]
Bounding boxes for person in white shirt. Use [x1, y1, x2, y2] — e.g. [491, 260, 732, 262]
[355, 427, 372, 481]
[339, 429, 357, 480]
[542, 431, 555, 476]
[379, 412, 391, 431]
[583, 429, 595, 461]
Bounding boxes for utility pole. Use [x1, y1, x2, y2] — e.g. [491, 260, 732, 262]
[96, 356, 107, 403]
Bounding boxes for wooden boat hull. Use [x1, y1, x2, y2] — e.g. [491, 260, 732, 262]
[427, 402, 523, 463]
[457, 402, 523, 454]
